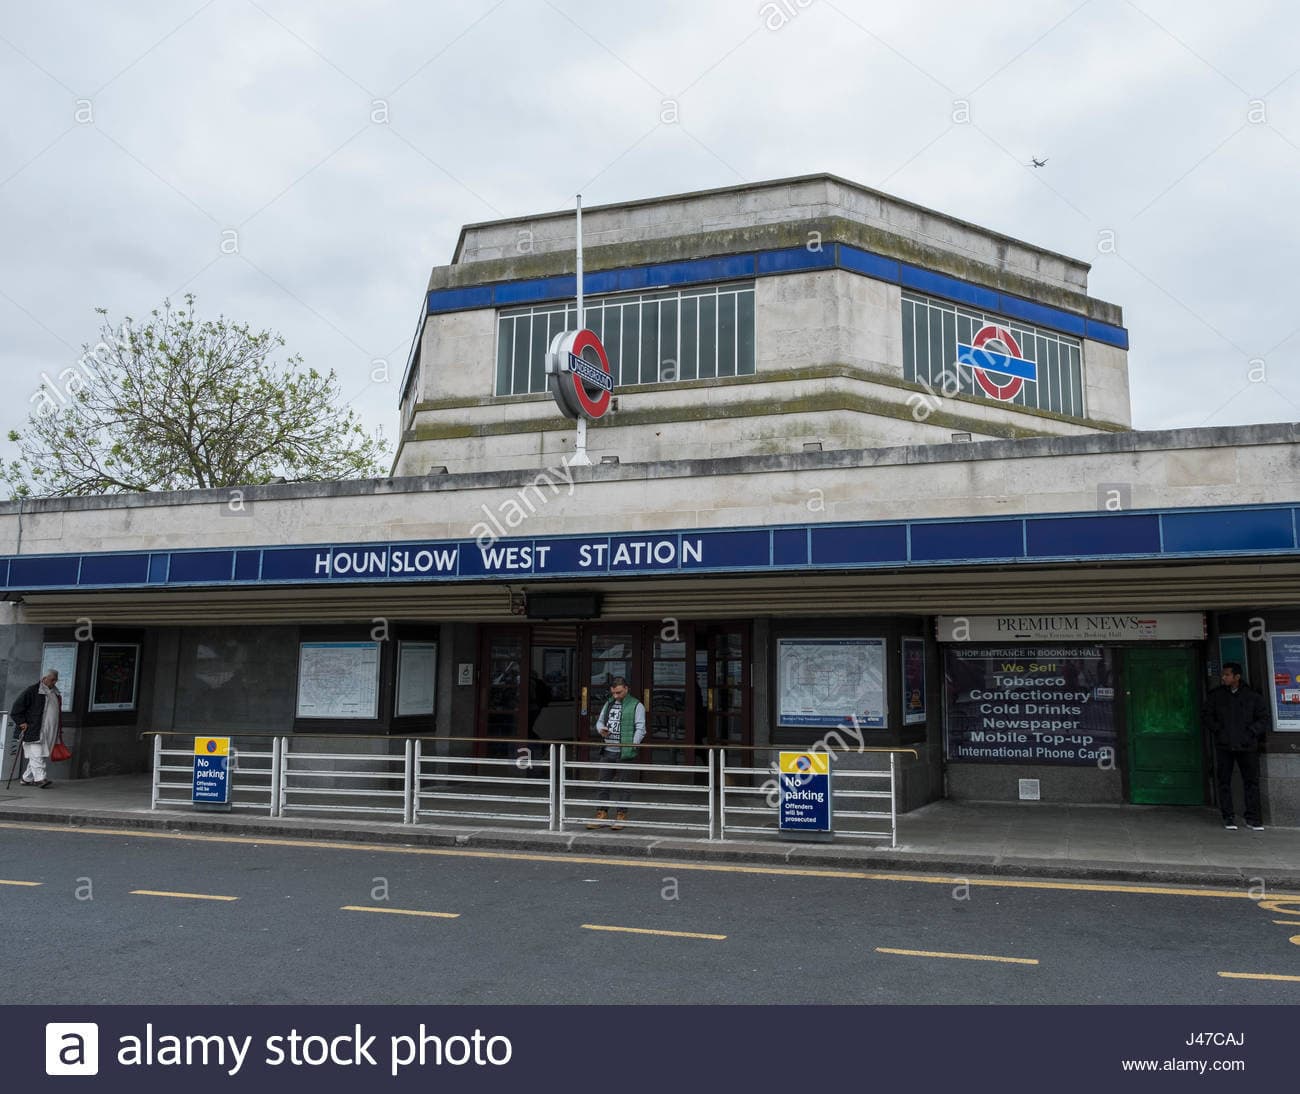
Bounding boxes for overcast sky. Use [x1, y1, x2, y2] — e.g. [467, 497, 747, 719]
[2, 0, 1297, 469]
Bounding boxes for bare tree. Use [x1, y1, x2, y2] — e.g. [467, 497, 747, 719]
[5, 295, 389, 497]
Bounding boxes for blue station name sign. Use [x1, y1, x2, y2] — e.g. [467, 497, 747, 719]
[1, 504, 1298, 592]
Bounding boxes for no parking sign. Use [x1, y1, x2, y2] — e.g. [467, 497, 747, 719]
[192, 736, 231, 810]
[778, 751, 832, 834]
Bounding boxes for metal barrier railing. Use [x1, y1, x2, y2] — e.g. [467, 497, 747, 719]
[414, 739, 553, 829]
[141, 732, 914, 845]
[558, 743, 715, 838]
[720, 748, 899, 847]
[151, 733, 278, 814]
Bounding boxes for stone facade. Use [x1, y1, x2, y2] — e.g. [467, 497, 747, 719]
[395, 174, 1130, 476]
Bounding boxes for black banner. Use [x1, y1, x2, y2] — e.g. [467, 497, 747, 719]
[944, 646, 1118, 765]
[4, 1006, 1291, 1090]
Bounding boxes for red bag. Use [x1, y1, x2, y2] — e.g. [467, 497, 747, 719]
[50, 729, 71, 764]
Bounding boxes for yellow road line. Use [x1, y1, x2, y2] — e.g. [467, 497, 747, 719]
[582, 923, 726, 941]
[1218, 971, 1300, 983]
[3, 821, 1295, 902]
[876, 946, 1038, 966]
[1273, 920, 1300, 926]
[130, 889, 238, 902]
[0, 879, 41, 887]
[341, 905, 459, 919]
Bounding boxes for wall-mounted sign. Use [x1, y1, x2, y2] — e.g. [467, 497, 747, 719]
[944, 646, 1118, 765]
[777, 638, 886, 729]
[546, 328, 612, 419]
[296, 641, 380, 719]
[1266, 633, 1300, 731]
[937, 614, 1205, 643]
[89, 642, 140, 712]
[40, 642, 77, 712]
[395, 641, 437, 717]
[956, 324, 1037, 402]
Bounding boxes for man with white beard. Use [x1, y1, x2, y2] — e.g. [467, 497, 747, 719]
[9, 668, 62, 788]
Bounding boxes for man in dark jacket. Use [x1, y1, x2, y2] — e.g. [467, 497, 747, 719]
[9, 669, 61, 788]
[1202, 662, 1269, 830]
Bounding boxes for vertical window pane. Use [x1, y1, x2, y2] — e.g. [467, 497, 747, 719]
[514, 315, 530, 394]
[698, 294, 717, 379]
[1070, 345, 1084, 417]
[681, 296, 698, 380]
[940, 307, 956, 391]
[621, 301, 640, 388]
[914, 299, 931, 386]
[718, 292, 737, 377]
[737, 289, 754, 375]
[1040, 335, 1057, 412]
[902, 298, 915, 383]
[927, 306, 943, 391]
[604, 305, 622, 385]
[661, 296, 679, 382]
[496, 318, 514, 395]
[529, 311, 548, 393]
[640, 300, 659, 384]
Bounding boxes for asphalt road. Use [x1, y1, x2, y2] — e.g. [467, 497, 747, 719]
[2, 822, 1298, 1005]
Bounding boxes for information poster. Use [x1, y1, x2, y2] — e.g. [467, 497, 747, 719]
[902, 638, 926, 724]
[1266, 633, 1300, 731]
[777, 638, 886, 728]
[395, 641, 437, 717]
[40, 642, 77, 712]
[296, 641, 380, 719]
[90, 643, 140, 711]
[944, 646, 1117, 765]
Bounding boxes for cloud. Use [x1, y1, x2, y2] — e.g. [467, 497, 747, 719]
[1, 0, 1296, 473]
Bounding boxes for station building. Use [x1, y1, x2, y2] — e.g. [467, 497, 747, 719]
[2, 173, 1298, 824]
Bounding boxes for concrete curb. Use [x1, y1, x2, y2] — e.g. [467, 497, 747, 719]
[4, 805, 1298, 890]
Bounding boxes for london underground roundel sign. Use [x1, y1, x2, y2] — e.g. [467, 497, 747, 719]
[546, 328, 613, 419]
[956, 323, 1038, 402]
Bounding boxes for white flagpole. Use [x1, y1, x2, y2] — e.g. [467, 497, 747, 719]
[572, 193, 590, 465]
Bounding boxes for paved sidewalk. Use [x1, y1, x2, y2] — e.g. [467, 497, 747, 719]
[1, 773, 1297, 887]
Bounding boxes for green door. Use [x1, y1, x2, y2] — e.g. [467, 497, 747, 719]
[1124, 647, 1204, 804]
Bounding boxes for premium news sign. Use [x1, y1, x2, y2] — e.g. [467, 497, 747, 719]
[943, 647, 1118, 765]
[936, 613, 1205, 643]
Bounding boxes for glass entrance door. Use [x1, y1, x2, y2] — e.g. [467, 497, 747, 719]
[582, 629, 642, 742]
[480, 627, 527, 758]
[698, 625, 751, 748]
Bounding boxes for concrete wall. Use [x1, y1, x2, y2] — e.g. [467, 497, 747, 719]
[454, 175, 1091, 295]
[173, 626, 298, 733]
[397, 262, 1123, 476]
[7, 426, 1295, 557]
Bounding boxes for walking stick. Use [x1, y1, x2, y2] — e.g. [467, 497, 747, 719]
[3, 715, 23, 789]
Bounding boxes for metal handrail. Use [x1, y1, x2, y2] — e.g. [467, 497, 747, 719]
[146, 731, 905, 844]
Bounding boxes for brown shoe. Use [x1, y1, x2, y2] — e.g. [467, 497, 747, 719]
[586, 809, 608, 830]
[611, 809, 627, 830]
